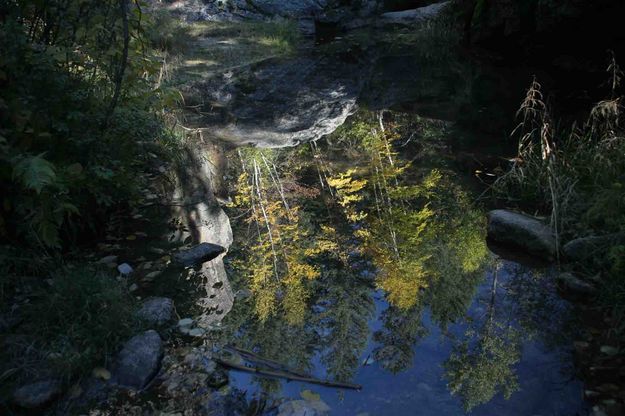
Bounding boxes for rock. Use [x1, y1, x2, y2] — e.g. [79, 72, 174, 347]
[487, 210, 556, 260]
[246, 0, 329, 17]
[137, 297, 174, 326]
[600, 345, 619, 356]
[379, 1, 450, 25]
[144, 270, 162, 280]
[190, 56, 363, 148]
[196, 258, 235, 328]
[206, 367, 229, 388]
[200, 390, 248, 416]
[117, 263, 133, 275]
[173, 243, 226, 267]
[277, 399, 331, 416]
[112, 330, 163, 389]
[13, 379, 62, 409]
[98, 255, 118, 264]
[92, 367, 111, 381]
[189, 327, 206, 337]
[178, 318, 194, 327]
[556, 272, 597, 296]
[562, 233, 625, 263]
[166, 139, 233, 247]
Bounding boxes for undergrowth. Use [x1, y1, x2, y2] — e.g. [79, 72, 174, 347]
[493, 53, 625, 331]
[0, 264, 138, 401]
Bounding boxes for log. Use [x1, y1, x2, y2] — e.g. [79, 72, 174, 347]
[213, 357, 362, 390]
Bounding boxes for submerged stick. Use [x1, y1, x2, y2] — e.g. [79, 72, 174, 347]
[213, 357, 362, 390]
[223, 346, 311, 378]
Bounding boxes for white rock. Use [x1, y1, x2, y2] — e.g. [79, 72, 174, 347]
[117, 263, 133, 275]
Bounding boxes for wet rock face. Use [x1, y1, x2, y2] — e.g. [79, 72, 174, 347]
[487, 209, 556, 260]
[13, 379, 62, 409]
[136, 297, 174, 326]
[174, 243, 226, 267]
[192, 56, 363, 147]
[112, 330, 163, 389]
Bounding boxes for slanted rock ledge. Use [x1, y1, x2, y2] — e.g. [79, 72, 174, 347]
[487, 209, 556, 260]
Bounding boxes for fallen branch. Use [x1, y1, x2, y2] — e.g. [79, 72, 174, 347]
[213, 357, 362, 390]
[223, 346, 311, 378]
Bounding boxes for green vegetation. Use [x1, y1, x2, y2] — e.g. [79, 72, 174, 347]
[0, 1, 178, 253]
[0, 264, 139, 402]
[153, 14, 301, 86]
[16, 266, 136, 377]
[493, 57, 625, 323]
[0, 0, 175, 400]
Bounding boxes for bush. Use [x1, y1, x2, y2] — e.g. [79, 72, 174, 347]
[493, 58, 625, 244]
[0, 1, 177, 252]
[16, 265, 137, 381]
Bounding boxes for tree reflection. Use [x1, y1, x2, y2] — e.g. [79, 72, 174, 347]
[225, 110, 494, 394]
[317, 265, 375, 382]
[372, 304, 428, 373]
[444, 264, 521, 411]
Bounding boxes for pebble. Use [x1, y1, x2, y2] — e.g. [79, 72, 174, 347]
[98, 255, 118, 264]
[178, 318, 194, 327]
[117, 263, 133, 276]
[189, 328, 206, 337]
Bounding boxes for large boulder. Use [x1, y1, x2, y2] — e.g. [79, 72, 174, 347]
[187, 56, 363, 147]
[487, 209, 556, 260]
[112, 330, 163, 389]
[13, 379, 62, 409]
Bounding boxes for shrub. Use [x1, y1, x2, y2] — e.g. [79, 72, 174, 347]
[20, 265, 137, 380]
[493, 56, 625, 245]
[0, 1, 177, 252]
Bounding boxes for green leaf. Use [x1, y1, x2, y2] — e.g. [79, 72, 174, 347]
[13, 154, 57, 194]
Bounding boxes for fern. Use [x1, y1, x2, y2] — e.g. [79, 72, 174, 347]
[12, 154, 57, 194]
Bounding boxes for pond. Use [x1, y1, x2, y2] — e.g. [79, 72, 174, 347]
[140, 22, 589, 416]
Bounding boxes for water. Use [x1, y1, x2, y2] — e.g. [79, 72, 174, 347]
[142, 24, 589, 415]
[205, 106, 588, 414]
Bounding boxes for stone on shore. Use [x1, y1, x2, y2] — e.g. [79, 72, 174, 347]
[173, 243, 225, 267]
[136, 297, 174, 326]
[112, 330, 163, 389]
[487, 209, 556, 260]
[13, 379, 62, 409]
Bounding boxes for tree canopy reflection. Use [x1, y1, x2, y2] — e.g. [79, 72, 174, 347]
[219, 110, 559, 410]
